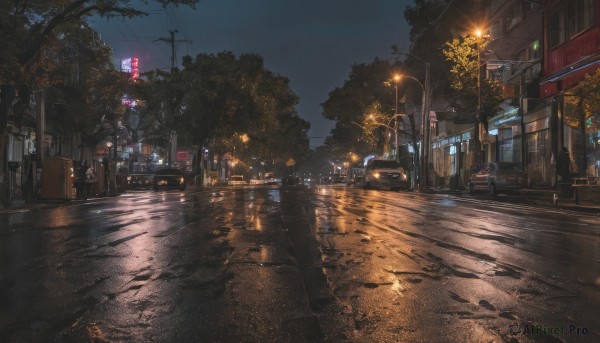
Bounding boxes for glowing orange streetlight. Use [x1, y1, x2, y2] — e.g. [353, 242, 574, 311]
[392, 74, 401, 162]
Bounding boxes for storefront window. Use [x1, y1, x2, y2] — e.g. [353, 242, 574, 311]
[526, 129, 552, 186]
[587, 132, 600, 176]
[499, 128, 514, 162]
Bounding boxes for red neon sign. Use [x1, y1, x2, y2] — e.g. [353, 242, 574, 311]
[132, 57, 139, 79]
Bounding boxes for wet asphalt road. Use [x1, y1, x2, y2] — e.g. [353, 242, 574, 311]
[0, 184, 598, 342]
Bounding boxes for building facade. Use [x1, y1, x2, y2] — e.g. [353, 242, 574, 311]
[540, 0, 600, 179]
[430, 0, 600, 189]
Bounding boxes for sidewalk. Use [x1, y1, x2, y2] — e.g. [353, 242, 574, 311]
[421, 186, 600, 214]
[0, 193, 112, 214]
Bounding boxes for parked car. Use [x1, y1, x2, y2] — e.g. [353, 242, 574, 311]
[362, 158, 409, 191]
[153, 167, 186, 191]
[264, 172, 279, 185]
[468, 162, 524, 196]
[127, 173, 154, 190]
[228, 175, 247, 186]
[264, 177, 279, 185]
[281, 175, 302, 186]
[333, 174, 347, 184]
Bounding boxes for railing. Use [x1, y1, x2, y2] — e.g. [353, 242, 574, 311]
[572, 177, 600, 205]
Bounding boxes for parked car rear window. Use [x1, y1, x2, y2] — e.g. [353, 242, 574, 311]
[155, 168, 182, 175]
[369, 160, 401, 169]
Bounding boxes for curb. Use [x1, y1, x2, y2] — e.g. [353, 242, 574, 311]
[558, 204, 600, 214]
[420, 188, 600, 214]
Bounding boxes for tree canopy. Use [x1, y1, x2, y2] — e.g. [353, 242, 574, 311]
[0, 0, 198, 171]
[401, 0, 487, 109]
[566, 67, 600, 133]
[321, 58, 405, 162]
[442, 34, 503, 129]
[133, 51, 311, 173]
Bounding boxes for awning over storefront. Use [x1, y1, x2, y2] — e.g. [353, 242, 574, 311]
[540, 52, 600, 84]
[540, 53, 600, 98]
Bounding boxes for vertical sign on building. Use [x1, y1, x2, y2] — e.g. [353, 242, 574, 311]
[121, 58, 132, 73]
[131, 57, 139, 79]
[121, 57, 139, 80]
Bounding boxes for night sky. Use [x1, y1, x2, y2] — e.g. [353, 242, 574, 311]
[89, 0, 413, 147]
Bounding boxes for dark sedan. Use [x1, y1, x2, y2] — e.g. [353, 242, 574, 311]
[153, 167, 186, 191]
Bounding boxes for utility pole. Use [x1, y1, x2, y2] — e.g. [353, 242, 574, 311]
[423, 62, 431, 188]
[394, 76, 400, 163]
[154, 29, 191, 71]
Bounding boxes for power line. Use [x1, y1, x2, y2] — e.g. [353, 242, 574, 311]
[433, 0, 455, 26]
[164, 6, 198, 59]
[120, 19, 169, 68]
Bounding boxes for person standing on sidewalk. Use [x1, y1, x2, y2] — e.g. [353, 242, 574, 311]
[557, 147, 570, 183]
[75, 161, 88, 200]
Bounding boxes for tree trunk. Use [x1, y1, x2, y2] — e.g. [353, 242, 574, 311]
[0, 127, 8, 207]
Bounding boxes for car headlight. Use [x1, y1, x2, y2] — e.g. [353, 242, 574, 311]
[373, 172, 380, 179]
[401, 174, 407, 180]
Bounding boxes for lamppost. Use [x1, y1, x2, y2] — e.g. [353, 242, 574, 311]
[396, 73, 425, 189]
[393, 74, 401, 162]
[474, 28, 489, 166]
[392, 52, 431, 187]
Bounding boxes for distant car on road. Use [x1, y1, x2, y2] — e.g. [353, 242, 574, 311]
[362, 158, 408, 191]
[153, 167, 186, 191]
[127, 173, 154, 190]
[228, 175, 247, 186]
[263, 172, 279, 185]
[282, 175, 302, 186]
[469, 162, 524, 196]
[333, 174, 347, 184]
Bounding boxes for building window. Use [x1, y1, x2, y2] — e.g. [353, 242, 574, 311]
[582, 0, 596, 31]
[487, 64, 505, 81]
[524, 0, 538, 13]
[549, 9, 565, 47]
[504, 1, 524, 31]
[566, 0, 595, 38]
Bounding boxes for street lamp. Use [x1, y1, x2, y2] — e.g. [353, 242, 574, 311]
[396, 73, 425, 188]
[393, 74, 401, 163]
[392, 52, 431, 188]
[473, 28, 490, 166]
